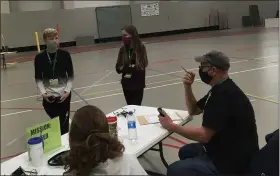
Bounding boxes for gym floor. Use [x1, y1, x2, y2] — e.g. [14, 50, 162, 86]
[1, 27, 279, 174]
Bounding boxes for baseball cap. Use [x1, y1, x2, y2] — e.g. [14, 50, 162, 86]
[195, 51, 230, 71]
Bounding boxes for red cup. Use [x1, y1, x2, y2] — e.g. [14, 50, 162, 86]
[107, 116, 118, 138]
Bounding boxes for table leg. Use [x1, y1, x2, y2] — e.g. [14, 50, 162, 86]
[2, 54, 7, 69]
[138, 142, 168, 175]
[138, 118, 192, 175]
[144, 142, 169, 168]
[158, 141, 169, 168]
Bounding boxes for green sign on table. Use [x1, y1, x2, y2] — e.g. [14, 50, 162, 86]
[26, 117, 62, 154]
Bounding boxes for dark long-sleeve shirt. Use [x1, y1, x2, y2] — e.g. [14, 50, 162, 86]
[34, 49, 74, 97]
[115, 44, 148, 90]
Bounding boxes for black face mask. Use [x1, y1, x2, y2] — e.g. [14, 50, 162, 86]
[199, 68, 213, 84]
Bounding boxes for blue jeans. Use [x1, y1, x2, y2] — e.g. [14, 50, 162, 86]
[167, 143, 219, 176]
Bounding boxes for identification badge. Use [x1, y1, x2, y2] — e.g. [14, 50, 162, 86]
[49, 79, 59, 87]
[124, 74, 132, 78]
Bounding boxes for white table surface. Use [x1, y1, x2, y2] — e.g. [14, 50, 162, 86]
[1, 105, 190, 175]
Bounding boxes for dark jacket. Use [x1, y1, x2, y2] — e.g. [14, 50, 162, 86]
[115, 44, 148, 90]
[250, 129, 279, 176]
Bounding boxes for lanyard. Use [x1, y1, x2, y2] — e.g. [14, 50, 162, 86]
[128, 49, 132, 60]
[204, 91, 212, 109]
[46, 52, 57, 79]
[204, 78, 229, 108]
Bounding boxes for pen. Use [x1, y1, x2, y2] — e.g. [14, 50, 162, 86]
[181, 66, 188, 73]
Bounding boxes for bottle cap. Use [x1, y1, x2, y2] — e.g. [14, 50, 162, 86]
[128, 111, 134, 115]
[28, 137, 43, 145]
[107, 116, 117, 123]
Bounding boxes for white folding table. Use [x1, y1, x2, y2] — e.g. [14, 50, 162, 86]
[0, 51, 17, 69]
[1, 105, 191, 175]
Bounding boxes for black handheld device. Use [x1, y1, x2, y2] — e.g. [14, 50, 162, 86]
[158, 107, 167, 117]
[48, 96, 55, 102]
[48, 150, 69, 166]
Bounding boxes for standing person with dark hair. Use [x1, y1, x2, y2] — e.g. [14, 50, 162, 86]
[116, 25, 148, 106]
[64, 105, 147, 176]
[34, 28, 74, 135]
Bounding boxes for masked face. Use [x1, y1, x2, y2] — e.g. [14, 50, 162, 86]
[122, 35, 131, 45]
[46, 39, 58, 52]
[199, 65, 214, 84]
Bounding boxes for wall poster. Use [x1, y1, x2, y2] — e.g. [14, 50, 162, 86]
[140, 3, 159, 17]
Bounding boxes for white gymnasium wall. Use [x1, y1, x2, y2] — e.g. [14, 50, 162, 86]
[15, 1, 53, 11]
[1, 1, 10, 14]
[8, 1, 62, 12]
[1, 1, 278, 47]
[63, 1, 129, 9]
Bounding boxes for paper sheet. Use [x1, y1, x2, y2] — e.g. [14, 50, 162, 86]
[140, 111, 186, 124]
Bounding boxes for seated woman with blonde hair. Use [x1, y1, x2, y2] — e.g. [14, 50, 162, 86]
[64, 105, 147, 176]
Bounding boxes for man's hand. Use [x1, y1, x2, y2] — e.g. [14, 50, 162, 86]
[183, 71, 195, 86]
[158, 115, 176, 131]
[60, 92, 70, 103]
[42, 93, 54, 103]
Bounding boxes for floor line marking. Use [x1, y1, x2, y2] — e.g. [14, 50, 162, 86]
[1, 64, 278, 116]
[71, 82, 183, 103]
[81, 64, 278, 100]
[162, 144, 181, 150]
[245, 93, 278, 104]
[1, 110, 33, 117]
[0, 107, 77, 112]
[264, 94, 279, 99]
[7, 28, 273, 64]
[66, 59, 252, 91]
[193, 65, 279, 104]
[82, 78, 181, 97]
[72, 64, 278, 103]
[1, 152, 24, 160]
[1, 57, 275, 103]
[226, 64, 278, 75]
[168, 136, 187, 145]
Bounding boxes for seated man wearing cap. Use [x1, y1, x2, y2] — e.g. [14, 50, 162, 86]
[159, 51, 259, 175]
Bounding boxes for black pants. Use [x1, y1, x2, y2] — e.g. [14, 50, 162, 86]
[123, 89, 144, 105]
[42, 93, 71, 135]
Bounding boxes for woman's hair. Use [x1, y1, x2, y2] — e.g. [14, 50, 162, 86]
[64, 105, 125, 176]
[121, 25, 148, 69]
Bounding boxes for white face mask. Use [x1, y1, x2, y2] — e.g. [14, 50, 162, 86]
[46, 40, 58, 52]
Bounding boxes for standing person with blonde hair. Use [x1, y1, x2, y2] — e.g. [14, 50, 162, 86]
[116, 25, 148, 105]
[34, 28, 74, 135]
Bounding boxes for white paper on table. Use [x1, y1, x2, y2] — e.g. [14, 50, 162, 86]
[143, 111, 187, 124]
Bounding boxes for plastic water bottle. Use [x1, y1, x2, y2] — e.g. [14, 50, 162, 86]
[127, 111, 137, 141]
